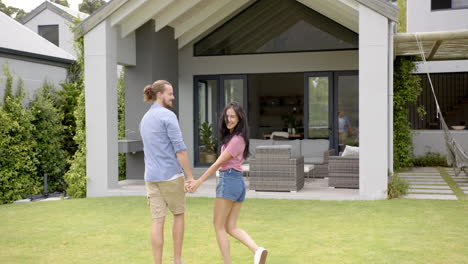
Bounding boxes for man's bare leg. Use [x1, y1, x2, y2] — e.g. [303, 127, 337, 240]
[151, 217, 165, 264]
[173, 213, 184, 264]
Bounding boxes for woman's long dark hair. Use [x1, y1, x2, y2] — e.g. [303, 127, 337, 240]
[219, 102, 249, 159]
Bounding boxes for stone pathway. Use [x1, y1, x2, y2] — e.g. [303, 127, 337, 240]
[444, 167, 468, 196]
[399, 167, 457, 200]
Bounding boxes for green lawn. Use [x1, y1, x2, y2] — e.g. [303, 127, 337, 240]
[1, 197, 467, 264]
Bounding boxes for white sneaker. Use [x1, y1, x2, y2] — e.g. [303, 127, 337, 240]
[254, 247, 268, 264]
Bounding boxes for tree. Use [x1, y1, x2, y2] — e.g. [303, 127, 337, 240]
[51, 0, 70, 7]
[79, 0, 105, 15]
[0, 0, 26, 21]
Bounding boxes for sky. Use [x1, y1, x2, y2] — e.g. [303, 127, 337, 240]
[3, 0, 107, 12]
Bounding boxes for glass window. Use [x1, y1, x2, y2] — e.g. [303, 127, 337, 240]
[453, 0, 468, 8]
[223, 78, 244, 106]
[337, 75, 359, 152]
[307, 76, 329, 139]
[197, 80, 218, 164]
[194, 0, 358, 56]
[38, 25, 59, 46]
[432, 0, 468, 10]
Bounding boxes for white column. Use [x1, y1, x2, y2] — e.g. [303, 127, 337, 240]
[359, 5, 389, 200]
[84, 19, 119, 197]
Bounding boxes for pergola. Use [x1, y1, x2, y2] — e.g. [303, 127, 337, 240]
[395, 29, 468, 61]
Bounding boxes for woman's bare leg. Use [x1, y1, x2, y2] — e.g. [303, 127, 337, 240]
[225, 202, 258, 253]
[213, 198, 235, 264]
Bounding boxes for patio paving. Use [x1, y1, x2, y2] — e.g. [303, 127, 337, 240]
[444, 168, 468, 196]
[112, 168, 361, 200]
[399, 167, 458, 200]
[109, 167, 468, 200]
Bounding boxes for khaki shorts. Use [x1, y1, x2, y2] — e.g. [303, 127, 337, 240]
[145, 176, 185, 219]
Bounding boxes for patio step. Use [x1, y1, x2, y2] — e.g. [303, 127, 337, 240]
[408, 189, 454, 194]
[403, 194, 458, 200]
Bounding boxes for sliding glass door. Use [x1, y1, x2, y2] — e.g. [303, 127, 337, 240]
[194, 75, 247, 166]
[335, 72, 359, 152]
[304, 72, 333, 141]
[304, 71, 358, 152]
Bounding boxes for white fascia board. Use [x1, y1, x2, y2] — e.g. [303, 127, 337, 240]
[297, 0, 359, 33]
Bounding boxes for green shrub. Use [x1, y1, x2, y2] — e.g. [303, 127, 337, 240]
[30, 82, 67, 192]
[62, 19, 87, 198]
[58, 82, 81, 160]
[412, 152, 449, 167]
[393, 56, 423, 170]
[118, 68, 126, 181]
[0, 66, 39, 204]
[64, 89, 86, 198]
[388, 176, 409, 199]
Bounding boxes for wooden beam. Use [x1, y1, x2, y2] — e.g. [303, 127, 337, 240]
[120, 0, 175, 38]
[177, 0, 253, 49]
[154, 0, 202, 32]
[110, 0, 149, 27]
[428, 40, 442, 60]
[395, 30, 468, 43]
[297, 0, 359, 33]
[174, 0, 231, 39]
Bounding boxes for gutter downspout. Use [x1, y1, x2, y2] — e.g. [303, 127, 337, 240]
[388, 21, 395, 176]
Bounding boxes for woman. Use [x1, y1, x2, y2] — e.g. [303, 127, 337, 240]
[188, 102, 268, 264]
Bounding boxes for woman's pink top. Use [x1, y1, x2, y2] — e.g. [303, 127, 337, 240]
[219, 135, 245, 172]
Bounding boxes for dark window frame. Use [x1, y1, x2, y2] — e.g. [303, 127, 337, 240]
[431, 0, 468, 11]
[38, 24, 59, 46]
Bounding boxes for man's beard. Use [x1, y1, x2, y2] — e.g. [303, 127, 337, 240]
[163, 99, 173, 108]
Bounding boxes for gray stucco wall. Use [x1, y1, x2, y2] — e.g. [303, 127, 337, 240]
[0, 57, 68, 102]
[412, 130, 468, 157]
[124, 20, 178, 179]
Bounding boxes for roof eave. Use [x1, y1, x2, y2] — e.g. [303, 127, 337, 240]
[78, 0, 398, 38]
[78, 0, 128, 36]
[356, 0, 399, 22]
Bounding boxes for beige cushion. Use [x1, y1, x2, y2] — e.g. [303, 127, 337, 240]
[304, 164, 315, 173]
[342, 145, 359, 157]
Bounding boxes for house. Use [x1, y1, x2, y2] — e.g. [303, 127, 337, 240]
[405, 0, 468, 157]
[78, 0, 399, 200]
[0, 11, 75, 102]
[20, 0, 89, 57]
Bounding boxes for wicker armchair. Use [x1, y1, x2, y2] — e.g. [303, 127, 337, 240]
[328, 154, 359, 188]
[249, 145, 304, 192]
[310, 149, 335, 178]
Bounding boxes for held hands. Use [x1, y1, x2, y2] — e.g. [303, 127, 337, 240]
[184, 179, 201, 193]
[184, 179, 193, 193]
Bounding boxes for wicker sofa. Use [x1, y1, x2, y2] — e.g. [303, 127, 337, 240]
[328, 154, 359, 188]
[249, 145, 304, 192]
[248, 139, 332, 178]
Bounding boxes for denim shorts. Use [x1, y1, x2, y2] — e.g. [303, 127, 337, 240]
[216, 169, 246, 202]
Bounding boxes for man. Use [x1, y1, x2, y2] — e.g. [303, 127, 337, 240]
[140, 80, 193, 264]
[338, 111, 352, 147]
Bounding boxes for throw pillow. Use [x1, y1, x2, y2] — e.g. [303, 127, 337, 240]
[342, 145, 359, 157]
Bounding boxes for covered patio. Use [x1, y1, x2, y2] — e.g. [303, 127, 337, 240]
[112, 168, 361, 200]
[79, 0, 398, 200]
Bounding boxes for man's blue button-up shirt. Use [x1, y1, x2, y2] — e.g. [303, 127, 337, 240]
[140, 104, 187, 182]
